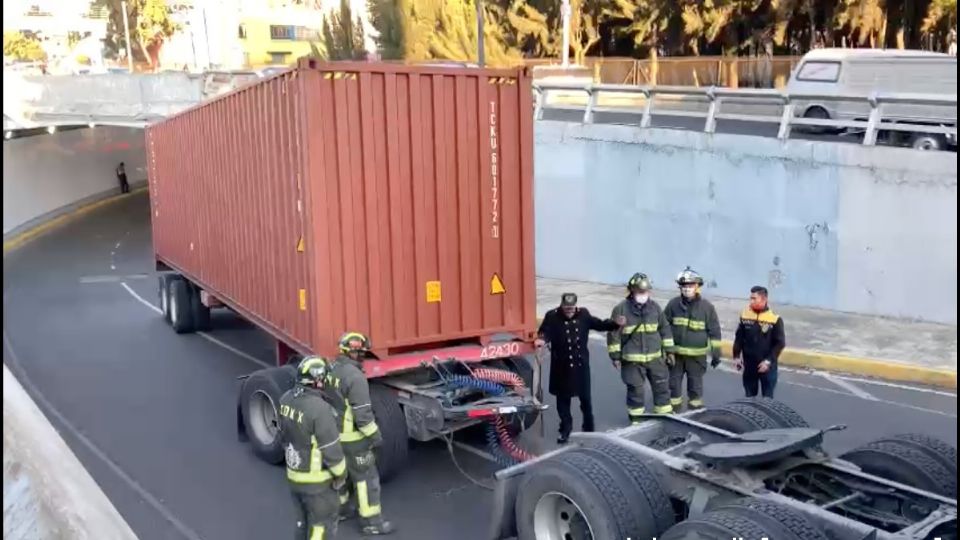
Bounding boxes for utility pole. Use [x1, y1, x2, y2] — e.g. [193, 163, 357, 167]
[121, 1, 134, 72]
[476, 0, 485, 67]
[561, 0, 571, 68]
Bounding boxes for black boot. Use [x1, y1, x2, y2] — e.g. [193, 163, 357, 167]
[557, 432, 570, 445]
[361, 517, 395, 535]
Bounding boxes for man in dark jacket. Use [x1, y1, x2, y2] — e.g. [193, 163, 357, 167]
[536, 293, 623, 444]
[733, 286, 786, 398]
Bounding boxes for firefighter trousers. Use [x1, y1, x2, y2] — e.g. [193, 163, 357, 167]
[620, 359, 672, 422]
[291, 486, 340, 540]
[341, 440, 383, 523]
[669, 355, 707, 410]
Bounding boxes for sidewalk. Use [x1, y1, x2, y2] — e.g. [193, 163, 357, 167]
[537, 277, 958, 389]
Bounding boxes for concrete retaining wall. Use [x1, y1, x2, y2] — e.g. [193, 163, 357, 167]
[534, 122, 958, 323]
[3, 126, 146, 237]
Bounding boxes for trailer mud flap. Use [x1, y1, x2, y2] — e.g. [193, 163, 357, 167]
[401, 392, 445, 441]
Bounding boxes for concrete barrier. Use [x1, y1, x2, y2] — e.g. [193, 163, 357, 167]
[3, 126, 146, 238]
[3, 364, 137, 539]
[534, 121, 957, 324]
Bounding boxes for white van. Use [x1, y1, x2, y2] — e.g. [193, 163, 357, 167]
[787, 48, 957, 149]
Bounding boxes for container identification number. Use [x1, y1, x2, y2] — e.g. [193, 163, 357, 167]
[489, 100, 500, 239]
[479, 341, 521, 360]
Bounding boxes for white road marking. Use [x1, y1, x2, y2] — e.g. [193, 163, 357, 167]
[816, 371, 878, 401]
[829, 375, 957, 398]
[3, 332, 205, 540]
[119, 282, 271, 369]
[786, 380, 957, 419]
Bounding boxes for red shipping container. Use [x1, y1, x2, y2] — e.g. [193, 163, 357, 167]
[147, 61, 536, 363]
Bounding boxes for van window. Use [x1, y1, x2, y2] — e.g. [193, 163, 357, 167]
[796, 61, 841, 82]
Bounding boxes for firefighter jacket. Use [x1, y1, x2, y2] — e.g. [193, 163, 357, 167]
[607, 298, 674, 363]
[733, 306, 786, 364]
[324, 355, 381, 444]
[279, 386, 347, 493]
[539, 307, 620, 397]
[664, 295, 722, 357]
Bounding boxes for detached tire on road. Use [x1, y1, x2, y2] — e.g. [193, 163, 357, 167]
[240, 366, 297, 465]
[516, 449, 668, 540]
[873, 433, 958, 495]
[370, 383, 408, 483]
[169, 278, 195, 334]
[730, 398, 809, 428]
[661, 499, 829, 540]
[841, 438, 957, 498]
[693, 401, 783, 433]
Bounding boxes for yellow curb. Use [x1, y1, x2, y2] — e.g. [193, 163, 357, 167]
[3, 186, 148, 255]
[535, 317, 957, 390]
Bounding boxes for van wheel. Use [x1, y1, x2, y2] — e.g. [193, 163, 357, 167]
[910, 134, 945, 151]
[802, 106, 831, 134]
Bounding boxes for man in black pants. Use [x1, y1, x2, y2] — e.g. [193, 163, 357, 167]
[536, 293, 623, 444]
[733, 286, 786, 398]
[116, 162, 130, 194]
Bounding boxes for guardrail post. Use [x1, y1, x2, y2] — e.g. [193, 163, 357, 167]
[534, 89, 544, 121]
[863, 93, 881, 146]
[583, 86, 597, 124]
[704, 87, 718, 134]
[640, 89, 653, 129]
[778, 98, 795, 141]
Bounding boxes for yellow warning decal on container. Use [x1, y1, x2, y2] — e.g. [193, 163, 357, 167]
[296, 236, 305, 253]
[426, 281, 442, 303]
[298, 289, 307, 311]
[490, 273, 506, 295]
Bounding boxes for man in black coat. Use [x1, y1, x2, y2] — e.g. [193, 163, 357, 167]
[536, 293, 624, 444]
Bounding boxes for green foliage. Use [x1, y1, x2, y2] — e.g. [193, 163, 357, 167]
[3, 31, 46, 62]
[368, 0, 405, 59]
[322, 0, 368, 61]
[92, 0, 178, 67]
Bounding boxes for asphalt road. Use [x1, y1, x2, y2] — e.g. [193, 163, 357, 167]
[3, 191, 957, 540]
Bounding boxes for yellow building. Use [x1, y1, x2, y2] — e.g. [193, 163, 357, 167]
[238, 7, 324, 68]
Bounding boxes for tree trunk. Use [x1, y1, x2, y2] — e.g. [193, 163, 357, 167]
[723, 27, 739, 88]
[648, 45, 658, 86]
[884, 0, 905, 49]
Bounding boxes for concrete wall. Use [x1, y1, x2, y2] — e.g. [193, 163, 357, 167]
[535, 122, 957, 323]
[3, 126, 146, 237]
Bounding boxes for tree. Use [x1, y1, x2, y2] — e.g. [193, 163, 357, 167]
[93, 0, 178, 69]
[398, 0, 521, 66]
[509, 0, 607, 66]
[368, 0, 405, 60]
[834, 0, 886, 47]
[322, 0, 368, 60]
[3, 31, 46, 62]
[604, 0, 681, 84]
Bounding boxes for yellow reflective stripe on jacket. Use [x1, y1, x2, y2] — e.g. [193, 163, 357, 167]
[608, 343, 622, 353]
[358, 422, 379, 437]
[339, 398, 366, 442]
[639, 323, 659, 332]
[329, 457, 346, 477]
[687, 320, 707, 330]
[287, 436, 336, 484]
[309, 525, 325, 540]
[710, 339, 722, 350]
[622, 324, 638, 334]
[623, 351, 662, 362]
[674, 346, 710, 356]
[672, 317, 689, 327]
[662, 338, 675, 348]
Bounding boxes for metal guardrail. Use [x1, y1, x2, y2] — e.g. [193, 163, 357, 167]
[533, 82, 958, 146]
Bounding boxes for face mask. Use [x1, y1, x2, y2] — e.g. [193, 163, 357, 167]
[681, 286, 697, 299]
[633, 293, 649, 304]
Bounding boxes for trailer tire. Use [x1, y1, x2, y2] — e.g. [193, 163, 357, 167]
[516, 449, 661, 540]
[158, 274, 175, 323]
[188, 284, 212, 332]
[873, 433, 957, 495]
[730, 398, 809, 428]
[370, 384, 408, 483]
[581, 443, 675, 534]
[169, 278, 195, 334]
[841, 439, 956, 498]
[240, 366, 296, 465]
[661, 500, 828, 540]
[694, 401, 781, 433]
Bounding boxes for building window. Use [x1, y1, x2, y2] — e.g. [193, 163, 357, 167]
[269, 25, 319, 41]
[269, 52, 288, 64]
[270, 25, 294, 40]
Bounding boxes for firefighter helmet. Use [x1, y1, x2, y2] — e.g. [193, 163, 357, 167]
[627, 272, 652, 291]
[296, 356, 329, 388]
[676, 266, 704, 286]
[338, 331, 371, 354]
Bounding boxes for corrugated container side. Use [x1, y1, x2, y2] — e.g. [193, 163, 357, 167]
[149, 72, 313, 350]
[299, 63, 536, 356]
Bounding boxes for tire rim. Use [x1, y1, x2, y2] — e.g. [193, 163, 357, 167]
[248, 390, 280, 445]
[915, 139, 937, 151]
[533, 492, 594, 540]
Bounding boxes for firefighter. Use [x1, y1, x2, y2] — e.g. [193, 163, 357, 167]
[733, 285, 786, 398]
[325, 332, 395, 536]
[664, 267, 722, 411]
[280, 356, 348, 540]
[607, 273, 675, 424]
[535, 292, 624, 444]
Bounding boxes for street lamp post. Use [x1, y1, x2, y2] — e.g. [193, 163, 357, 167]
[561, 0, 571, 68]
[121, 1, 134, 72]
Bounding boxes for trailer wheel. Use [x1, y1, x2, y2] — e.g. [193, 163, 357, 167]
[240, 366, 296, 464]
[516, 449, 661, 540]
[841, 438, 956, 498]
[169, 278, 195, 334]
[873, 433, 957, 495]
[370, 383, 408, 483]
[581, 443, 675, 534]
[730, 398, 809, 428]
[189, 284, 212, 332]
[693, 401, 782, 434]
[158, 275, 174, 323]
[661, 500, 828, 540]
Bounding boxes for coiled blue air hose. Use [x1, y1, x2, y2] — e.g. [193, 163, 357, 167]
[485, 423, 519, 467]
[446, 375, 507, 396]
